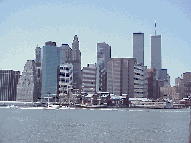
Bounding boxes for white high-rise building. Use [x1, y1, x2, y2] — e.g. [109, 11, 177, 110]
[59, 63, 73, 96]
[133, 33, 144, 65]
[134, 64, 147, 98]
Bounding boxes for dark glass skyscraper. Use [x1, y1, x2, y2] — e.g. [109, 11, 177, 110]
[41, 41, 60, 100]
[97, 42, 111, 92]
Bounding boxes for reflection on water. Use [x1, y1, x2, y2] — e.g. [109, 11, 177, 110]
[0, 108, 189, 143]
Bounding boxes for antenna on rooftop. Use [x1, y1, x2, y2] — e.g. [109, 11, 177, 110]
[155, 19, 156, 35]
[75, 28, 78, 35]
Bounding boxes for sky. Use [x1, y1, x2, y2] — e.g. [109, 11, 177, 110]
[0, 0, 191, 86]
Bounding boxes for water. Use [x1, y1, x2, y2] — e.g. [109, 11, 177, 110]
[0, 108, 189, 143]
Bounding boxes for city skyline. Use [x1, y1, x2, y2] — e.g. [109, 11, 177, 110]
[0, 0, 191, 86]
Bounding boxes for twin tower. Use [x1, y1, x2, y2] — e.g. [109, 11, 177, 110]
[133, 32, 161, 74]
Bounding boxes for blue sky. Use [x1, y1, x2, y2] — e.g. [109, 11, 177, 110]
[0, 0, 191, 86]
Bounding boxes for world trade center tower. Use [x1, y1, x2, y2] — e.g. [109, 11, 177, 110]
[151, 21, 161, 75]
[151, 35, 161, 71]
[133, 32, 144, 66]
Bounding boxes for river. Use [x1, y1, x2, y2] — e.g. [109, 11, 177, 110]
[0, 108, 189, 143]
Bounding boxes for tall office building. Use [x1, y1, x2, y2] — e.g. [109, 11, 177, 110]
[82, 63, 97, 94]
[35, 46, 41, 65]
[41, 41, 60, 100]
[71, 35, 81, 90]
[16, 60, 38, 102]
[151, 35, 161, 72]
[59, 63, 73, 95]
[151, 21, 161, 75]
[107, 58, 136, 97]
[107, 58, 127, 95]
[147, 68, 160, 99]
[175, 77, 184, 100]
[133, 33, 144, 65]
[134, 64, 148, 98]
[17, 46, 42, 102]
[60, 44, 72, 64]
[0, 70, 20, 101]
[34, 46, 42, 100]
[183, 72, 191, 84]
[175, 72, 191, 99]
[97, 42, 111, 92]
[158, 69, 170, 88]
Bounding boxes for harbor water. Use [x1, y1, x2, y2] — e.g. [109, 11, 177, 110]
[0, 108, 189, 143]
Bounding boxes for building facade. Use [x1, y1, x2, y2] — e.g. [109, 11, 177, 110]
[60, 44, 72, 65]
[147, 68, 159, 99]
[59, 63, 73, 96]
[107, 58, 124, 95]
[160, 85, 176, 100]
[16, 46, 42, 102]
[158, 69, 170, 90]
[82, 63, 97, 94]
[16, 60, 38, 102]
[134, 64, 147, 98]
[183, 72, 191, 84]
[175, 77, 184, 100]
[0, 70, 20, 101]
[133, 32, 144, 65]
[97, 42, 111, 92]
[41, 41, 60, 100]
[107, 58, 136, 97]
[34, 46, 42, 101]
[175, 72, 191, 99]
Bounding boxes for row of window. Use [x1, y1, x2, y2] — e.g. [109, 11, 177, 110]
[60, 67, 72, 70]
[59, 77, 72, 82]
[59, 72, 72, 77]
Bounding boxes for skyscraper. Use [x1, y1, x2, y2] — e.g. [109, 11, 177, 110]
[60, 44, 72, 64]
[59, 63, 73, 96]
[134, 64, 148, 98]
[17, 46, 42, 102]
[147, 68, 160, 99]
[82, 63, 97, 94]
[133, 32, 144, 65]
[41, 41, 60, 100]
[34, 46, 42, 100]
[16, 60, 38, 102]
[107, 58, 136, 97]
[151, 35, 161, 71]
[71, 35, 81, 90]
[107, 58, 127, 95]
[97, 42, 111, 92]
[0, 70, 20, 101]
[151, 21, 162, 74]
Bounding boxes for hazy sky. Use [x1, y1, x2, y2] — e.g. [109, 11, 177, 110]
[0, 0, 191, 86]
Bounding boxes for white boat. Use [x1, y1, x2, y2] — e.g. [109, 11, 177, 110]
[0, 105, 10, 108]
[20, 107, 45, 110]
[59, 106, 70, 110]
[44, 103, 60, 110]
[81, 104, 107, 108]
